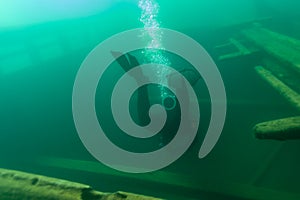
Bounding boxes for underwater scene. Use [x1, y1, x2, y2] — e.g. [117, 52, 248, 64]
[1, 0, 300, 199]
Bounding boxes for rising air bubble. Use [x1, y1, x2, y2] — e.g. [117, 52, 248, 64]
[138, 0, 175, 107]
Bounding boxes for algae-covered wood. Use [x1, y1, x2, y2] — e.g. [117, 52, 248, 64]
[255, 66, 300, 111]
[242, 24, 300, 74]
[0, 168, 162, 200]
[0, 168, 104, 200]
[254, 116, 300, 140]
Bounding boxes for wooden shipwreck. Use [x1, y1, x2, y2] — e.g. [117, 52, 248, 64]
[215, 22, 300, 140]
[0, 168, 162, 200]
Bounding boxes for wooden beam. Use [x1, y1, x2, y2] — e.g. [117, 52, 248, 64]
[0, 168, 162, 200]
[254, 116, 300, 140]
[0, 168, 104, 200]
[217, 38, 257, 61]
[255, 66, 300, 111]
[242, 25, 300, 74]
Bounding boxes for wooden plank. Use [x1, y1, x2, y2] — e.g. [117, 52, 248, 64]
[217, 38, 257, 61]
[219, 52, 245, 61]
[229, 38, 251, 55]
[242, 25, 300, 74]
[0, 168, 104, 200]
[262, 58, 300, 94]
[254, 116, 300, 140]
[255, 66, 300, 111]
[0, 168, 162, 200]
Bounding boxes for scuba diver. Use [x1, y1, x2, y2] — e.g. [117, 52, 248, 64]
[111, 51, 200, 146]
[111, 51, 152, 126]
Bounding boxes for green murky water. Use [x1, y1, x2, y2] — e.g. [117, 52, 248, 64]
[1, 0, 300, 199]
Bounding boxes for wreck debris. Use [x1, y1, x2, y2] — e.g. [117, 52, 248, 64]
[215, 38, 257, 61]
[0, 168, 162, 200]
[241, 24, 300, 74]
[215, 22, 300, 140]
[254, 116, 300, 140]
[255, 66, 300, 111]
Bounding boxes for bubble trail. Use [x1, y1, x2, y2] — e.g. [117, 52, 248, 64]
[138, 0, 173, 104]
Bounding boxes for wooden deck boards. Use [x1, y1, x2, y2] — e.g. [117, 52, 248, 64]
[241, 25, 300, 74]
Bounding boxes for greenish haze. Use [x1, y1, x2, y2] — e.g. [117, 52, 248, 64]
[1, 1, 300, 199]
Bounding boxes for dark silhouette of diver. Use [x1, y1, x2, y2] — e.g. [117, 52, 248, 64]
[111, 51, 152, 126]
[111, 51, 200, 146]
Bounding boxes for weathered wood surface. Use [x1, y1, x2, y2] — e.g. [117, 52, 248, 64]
[0, 168, 162, 200]
[255, 66, 300, 111]
[254, 116, 300, 140]
[216, 38, 257, 61]
[241, 24, 300, 74]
